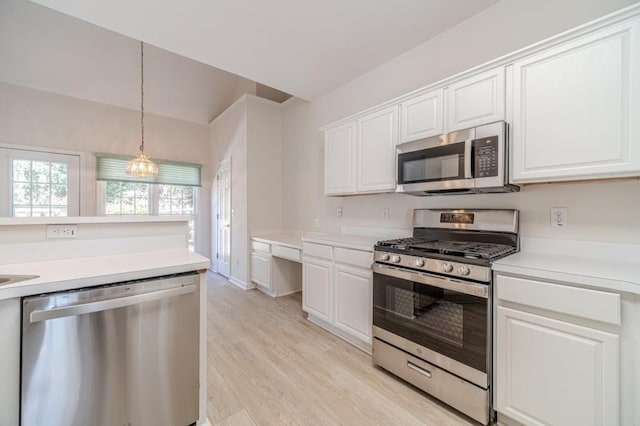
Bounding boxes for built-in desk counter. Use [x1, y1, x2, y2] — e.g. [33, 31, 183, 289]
[250, 232, 304, 297]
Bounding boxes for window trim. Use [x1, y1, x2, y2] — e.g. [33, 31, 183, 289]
[0, 144, 82, 217]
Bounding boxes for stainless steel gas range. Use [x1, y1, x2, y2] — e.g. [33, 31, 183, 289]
[371, 209, 519, 425]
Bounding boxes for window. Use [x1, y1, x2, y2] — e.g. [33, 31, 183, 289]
[0, 147, 80, 217]
[104, 182, 150, 215]
[96, 154, 202, 252]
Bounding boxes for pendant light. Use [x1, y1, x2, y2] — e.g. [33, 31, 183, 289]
[126, 41, 159, 178]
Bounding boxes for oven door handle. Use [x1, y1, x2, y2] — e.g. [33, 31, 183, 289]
[371, 263, 488, 299]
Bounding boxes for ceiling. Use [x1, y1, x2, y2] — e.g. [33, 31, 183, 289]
[1, 0, 500, 124]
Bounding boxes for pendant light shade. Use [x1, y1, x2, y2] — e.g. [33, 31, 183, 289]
[126, 41, 159, 178]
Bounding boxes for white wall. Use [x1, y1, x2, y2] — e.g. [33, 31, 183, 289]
[210, 97, 248, 283]
[0, 82, 213, 257]
[281, 0, 640, 244]
[210, 95, 284, 286]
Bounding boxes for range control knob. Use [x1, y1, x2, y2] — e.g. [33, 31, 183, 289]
[390, 255, 401, 263]
[414, 258, 425, 267]
[379, 253, 390, 261]
[457, 265, 471, 276]
[441, 262, 453, 273]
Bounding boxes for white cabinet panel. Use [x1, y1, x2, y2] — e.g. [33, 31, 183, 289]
[496, 307, 619, 426]
[302, 257, 332, 322]
[447, 67, 505, 131]
[324, 122, 356, 195]
[399, 89, 444, 142]
[250, 251, 272, 289]
[356, 106, 398, 193]
[511, 17, 640, 183]
[334, 264, 372, 343]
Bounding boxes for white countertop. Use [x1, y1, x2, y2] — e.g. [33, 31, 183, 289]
[302, 233, 384, 251]
[0, 249, 210, 300]
[0, 215, 193, 226]
[252, 232, 304, 249]
[252, 227, 410, 252]
[493, 238, 640, 295]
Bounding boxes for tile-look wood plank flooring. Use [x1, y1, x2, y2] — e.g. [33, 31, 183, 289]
[206, 272, 476, 425]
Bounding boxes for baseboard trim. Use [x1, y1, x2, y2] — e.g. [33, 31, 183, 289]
[306, 314, 372, 355]
[228, 276, 254, 290]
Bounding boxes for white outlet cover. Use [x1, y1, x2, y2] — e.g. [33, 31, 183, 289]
[550, 207, 568, 228]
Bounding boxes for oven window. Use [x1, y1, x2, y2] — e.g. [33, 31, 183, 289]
[373, 272, 487, 373]
[398, 142, 465, 184]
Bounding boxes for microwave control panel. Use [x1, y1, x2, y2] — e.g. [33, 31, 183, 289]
[473, 136, 499, 177]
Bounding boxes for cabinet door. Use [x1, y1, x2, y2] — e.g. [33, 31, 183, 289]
[356, 105, 398, 193]
[324, 122, 356, 195]
[302, 257, 332, 322]
[510, 17, 640, 183]
[496, 306, 619, 426]
[334, 264, 372, 343]
[447, 67, 505, 131]
[399, 89, 444, 143]
[250, 252, 272, 289]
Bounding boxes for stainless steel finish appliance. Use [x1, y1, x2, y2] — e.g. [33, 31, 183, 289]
[372, 209, 519, 425]
[21, 272, 200, 426]
[396, 121, 518, 195]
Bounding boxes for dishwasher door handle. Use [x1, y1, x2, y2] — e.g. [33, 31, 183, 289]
[30, 284, 197, 323]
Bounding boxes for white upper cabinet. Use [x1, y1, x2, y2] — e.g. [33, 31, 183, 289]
[510, 16, 640, 183]
[447, 67, 505, 132]
[399, 89, 444, 143]
[356, 105, 398, 193]
[324, 122, 356, 195]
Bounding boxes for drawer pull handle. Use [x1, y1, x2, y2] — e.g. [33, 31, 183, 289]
[407, 361, 432, 378]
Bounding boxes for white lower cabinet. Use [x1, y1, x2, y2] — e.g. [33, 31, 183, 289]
[495, 274, 621, 426]
[334, 264, 372, 343]
[250, 238, 302, 297]
[302, 241, 373, 351]
[250, 251, 272, 290]
[302, 257, 332, 322]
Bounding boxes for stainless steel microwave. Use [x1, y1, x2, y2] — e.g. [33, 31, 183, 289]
[396, 121, 518, 195]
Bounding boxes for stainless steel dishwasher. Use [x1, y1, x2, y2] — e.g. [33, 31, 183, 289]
[21, 272, 200, 426]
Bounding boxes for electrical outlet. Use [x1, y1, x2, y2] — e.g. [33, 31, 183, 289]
[382, 208, 390, 221]
[550, 207, 568, 228]
[313, 218, 320, 228]
[46, 225, 78, 239]
[336, 207, 342, 217]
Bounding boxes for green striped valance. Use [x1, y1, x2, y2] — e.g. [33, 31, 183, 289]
[95, 153, 202, 187]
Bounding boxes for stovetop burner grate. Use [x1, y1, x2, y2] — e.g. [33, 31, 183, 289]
[376, 237, 515, 260]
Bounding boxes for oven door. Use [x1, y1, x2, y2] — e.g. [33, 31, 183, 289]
[372, 263, 489, 385]
[397, 139, 473, 193]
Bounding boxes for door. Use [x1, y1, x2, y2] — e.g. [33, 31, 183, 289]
[250, 251, 272, 289]
[447, 67, 505, 132]
[216, 159, 231, 277]
[302, 257, 332, 322]
[21, 274, 200, 426]
[334, 264, 372, 343]
[356, 105, 398, 193]
[372, 267, 489, 376]
[496, 306, 619, 426]
[0, 147, 80, 217]
[399, 89, 444, 143]
[510, 17, 640, 183]
[324, 122, 356, 195]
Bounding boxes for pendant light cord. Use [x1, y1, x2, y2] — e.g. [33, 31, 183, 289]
[140, 41, 145, 154]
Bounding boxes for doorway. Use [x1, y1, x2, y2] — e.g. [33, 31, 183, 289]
[215, 158, 231, 277]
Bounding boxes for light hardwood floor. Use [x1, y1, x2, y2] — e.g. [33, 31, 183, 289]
[206, 272, 476, 426]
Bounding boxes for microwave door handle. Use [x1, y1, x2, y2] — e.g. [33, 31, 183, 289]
[464, 139, 473, 179]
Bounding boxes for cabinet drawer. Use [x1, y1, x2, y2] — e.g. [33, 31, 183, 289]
[496, 275, 621, 325]
[251, 241, 271, 253]
[303, 242, 333, 260]
[334, 247, 372, 269]
[271, 244, 301, 262]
